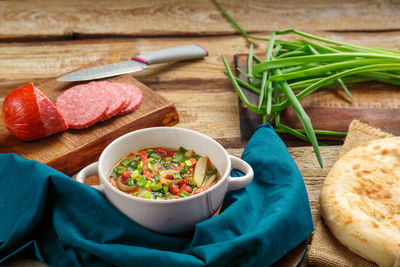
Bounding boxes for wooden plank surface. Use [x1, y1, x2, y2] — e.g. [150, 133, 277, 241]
[0, 0, 399, 40]
[1, 32, 400, 90]
[0, 69, 179, 175]
[1, 0, 399, 265]
[0, 25, 398, 216]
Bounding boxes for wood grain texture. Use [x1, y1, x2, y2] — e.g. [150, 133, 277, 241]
[1, 31, 400, 95]
[0, 0, 399, 40]
[0, 68, 179, 175]
[159, 89, 241, 139]
[1, 0, 399, 265]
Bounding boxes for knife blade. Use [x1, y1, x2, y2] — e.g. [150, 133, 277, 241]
[57, 44, 208, 82]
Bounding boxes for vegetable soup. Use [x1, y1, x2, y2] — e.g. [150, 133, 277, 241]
[108, 146, 221, 200]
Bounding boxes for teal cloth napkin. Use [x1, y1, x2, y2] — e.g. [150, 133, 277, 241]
[0, 124, 313, 267]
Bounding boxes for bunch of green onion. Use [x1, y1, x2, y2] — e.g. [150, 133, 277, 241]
[213, 0, 400, 167]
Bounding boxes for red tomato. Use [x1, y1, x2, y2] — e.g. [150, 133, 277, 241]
[180, 184, 193, 194]
[140, 151, 152, 180]
[121, 170, 132, 183]
[170, 183, 180, 195]
[154, 147, 168, 156]
[165, 173, 174, 180]
[177, 177, 190, 185]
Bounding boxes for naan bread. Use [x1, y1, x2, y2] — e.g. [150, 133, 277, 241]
[320, 137, 400, 267]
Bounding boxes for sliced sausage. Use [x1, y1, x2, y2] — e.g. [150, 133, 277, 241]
[56, 83, 109, 129]
[114, 83, 143, 115]
[93, 81, 126, 121]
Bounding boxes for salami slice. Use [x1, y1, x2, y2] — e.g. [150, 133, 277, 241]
[2, 83, 68, 141]
[94, 81, 126, 121]
[56, 83, 109, 129]
[114, 83, 143, 115]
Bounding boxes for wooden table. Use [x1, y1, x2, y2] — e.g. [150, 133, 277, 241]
[1, 0, 399, 266]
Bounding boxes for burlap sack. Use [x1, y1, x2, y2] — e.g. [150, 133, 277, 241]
[306, 120, 393, 267]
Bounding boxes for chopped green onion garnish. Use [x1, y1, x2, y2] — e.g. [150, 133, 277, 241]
[178, 146, 187, 154]
[173, 172, 181, 180]
[126, 178, 135, 186]
[147, 162, 153, 172]
[121, 159, 131, 167]
[129, 160, 138, 167]
[116, 168, 125, 175]
[130, 170, 140, 179]
[180, 164, 188, 174]
[136, 176, 147, 188]
[172, 154, 185, 164]
[149, 152, 161, 160]
[163, 163, 171, 170]
[180, 190, 190, 198]
[163, 185, 169, 194]
[143, 192, 152, 199]
[132, 156, 141, 162]
[151, 183, 163, 192]
[144, 180, 151, 190]
[185, 159, 193, 167]
[127, 165, 137, 172]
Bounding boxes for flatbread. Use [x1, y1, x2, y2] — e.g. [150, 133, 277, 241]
[320, 137, 400, 267]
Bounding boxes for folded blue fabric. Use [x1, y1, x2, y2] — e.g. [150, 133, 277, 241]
[0, 123, 313, 267]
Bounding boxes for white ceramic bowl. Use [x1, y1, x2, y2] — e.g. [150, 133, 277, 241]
[76, 127, 253, 234]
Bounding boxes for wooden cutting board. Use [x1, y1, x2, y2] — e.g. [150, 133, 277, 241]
[0, 60, 179, 175]
[235, 53, 400, 144]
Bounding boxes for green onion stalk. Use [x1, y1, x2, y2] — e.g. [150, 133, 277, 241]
[212, 0, 400, 168]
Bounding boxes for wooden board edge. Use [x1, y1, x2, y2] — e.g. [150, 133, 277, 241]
[47, 104, 179, 175]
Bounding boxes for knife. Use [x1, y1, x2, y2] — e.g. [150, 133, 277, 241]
[57, 44, 208, 82]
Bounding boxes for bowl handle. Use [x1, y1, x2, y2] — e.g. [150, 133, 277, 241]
[227, 155, 254, 191]
[75, 162, 104, 193]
